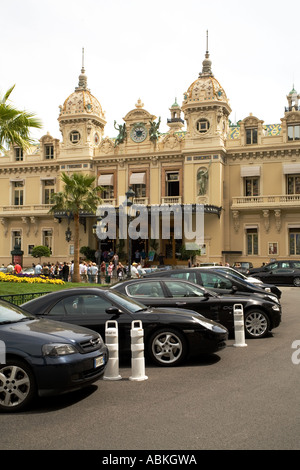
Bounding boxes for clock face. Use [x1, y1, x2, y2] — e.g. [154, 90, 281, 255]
[131, 124, 147, 143]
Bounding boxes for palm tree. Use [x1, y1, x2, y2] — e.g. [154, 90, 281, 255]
[0, 85, 42, 151]
[50, 172, 102, 283]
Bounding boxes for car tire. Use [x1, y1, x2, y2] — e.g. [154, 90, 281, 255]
[0, 359, 36, 412]
[244, 309, 270, 339]
[293, 277, 300, 287]
[147, 328, 187, 367]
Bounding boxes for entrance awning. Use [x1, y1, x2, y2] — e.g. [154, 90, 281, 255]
[283, 163, 300, 174]
[130, 172, 146, 184]
[240, 166, 261, 177]
[98, 174, 114, 185]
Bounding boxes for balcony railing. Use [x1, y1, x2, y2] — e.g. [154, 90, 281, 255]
[133, 197, 149, 205]
[231, 194, 300, 209]
[0, 204, 53, 214]
[102, 198, 116, 206]
[161, 196, 182, 205]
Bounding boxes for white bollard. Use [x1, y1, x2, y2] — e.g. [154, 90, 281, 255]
[103, 320, 122, 380]
[129, 320, 148, 381]
[233, 304, 247, 347]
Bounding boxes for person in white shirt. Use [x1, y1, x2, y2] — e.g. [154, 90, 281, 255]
[79, 262, 88, 282]
[131, 262, 140, 278]
[34, 263, 42, 275]
[90, 263, 98, 283]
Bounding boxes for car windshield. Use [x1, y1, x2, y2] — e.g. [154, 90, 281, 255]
[106, 290, 147, 313]
[0, 301, 36, 324]
[215, 268, 246, 279]
[222, 273, 265, 289]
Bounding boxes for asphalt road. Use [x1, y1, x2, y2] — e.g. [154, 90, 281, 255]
[1, 287, 299, 452]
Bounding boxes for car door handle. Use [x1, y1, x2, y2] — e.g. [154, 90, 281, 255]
[176, 301, 187, 305]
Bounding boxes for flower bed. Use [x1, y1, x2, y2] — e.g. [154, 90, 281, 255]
[0, 272, 65, 285]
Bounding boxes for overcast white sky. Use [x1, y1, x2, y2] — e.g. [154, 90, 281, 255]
[1, 0, 299, 142]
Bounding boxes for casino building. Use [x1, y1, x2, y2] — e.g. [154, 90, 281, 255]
[0, 45, 299, 268]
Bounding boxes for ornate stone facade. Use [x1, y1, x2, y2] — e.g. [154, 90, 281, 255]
[0, 46, 300, 267]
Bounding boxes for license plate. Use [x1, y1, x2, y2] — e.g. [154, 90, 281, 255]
[94, 356, 105, 368]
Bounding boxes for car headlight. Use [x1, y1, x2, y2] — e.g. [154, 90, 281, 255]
[268, 295, 279, 304]
[272, 305, 280, 311]
[42, 343, 78, 356]
[193, 316, 228, 333]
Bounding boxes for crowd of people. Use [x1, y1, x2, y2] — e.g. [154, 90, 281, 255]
[1, 249, 148, 283]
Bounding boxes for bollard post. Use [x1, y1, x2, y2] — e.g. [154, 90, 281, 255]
[129, 320, 148, 381]
[233, 304, 247, 347]
[103, 320, 122, 380]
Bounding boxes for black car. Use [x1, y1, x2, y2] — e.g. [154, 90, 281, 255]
[0, 299, 108, 412]
[249, 260, 300, 286]
[142, 267, 282, 300]
[111, 278, 282, 339]
[21, 288, 228, 368]
[252, 268, 300, 287]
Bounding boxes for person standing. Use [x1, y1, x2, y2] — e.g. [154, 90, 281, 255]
[34, 262, 42, 276]
[7, 262, 14, 274]
[14, 262, 22, 274]
[107, 261, 114, 280]
[62, 262, 69, 282]
[90, 263, 98, 283]
[79, 261, 88, 282]
[131, 262, 140, 278]
[100, 261, 106, 281]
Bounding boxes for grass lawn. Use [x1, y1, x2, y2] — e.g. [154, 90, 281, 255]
[0, 281, 108, 296]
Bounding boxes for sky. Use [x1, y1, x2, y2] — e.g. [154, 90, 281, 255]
[1, 0, 300, 142]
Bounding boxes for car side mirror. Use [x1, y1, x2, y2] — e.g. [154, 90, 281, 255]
[231, 285, 238, 293]
[105, 306, 121, 315]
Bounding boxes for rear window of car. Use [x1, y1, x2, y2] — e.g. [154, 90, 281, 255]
[199, 272, 233, 289]
[169, 272, 197, 283]
[126, 282, 164, 298]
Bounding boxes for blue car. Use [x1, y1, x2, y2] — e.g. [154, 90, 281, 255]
[0, 299, 108, 412]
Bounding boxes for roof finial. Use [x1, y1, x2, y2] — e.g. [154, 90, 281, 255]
[206, 30, 209, 54]
[76, 47, 88, 90]
[200, 30, 213, 77]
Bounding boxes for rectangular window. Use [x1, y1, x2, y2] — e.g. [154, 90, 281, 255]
[44, 144, 54, 159]
[12, 231, 21, 249]
[289, 229, 300, 255]
[246, 128, 258, 145]
[43, 230, 52, 254]
[288, 125, 300, 141]
[245, 177, 259, 196]
[43, 179, 55, 204]
[101, 186, 114, 199]
[246, 228, 258, 255]
[131, 184, 146, 198]
[166, 172, 179, 196]
[15, 148, 23, 161]
[13, 181, 24, 205]
[287, 174, 300, 194]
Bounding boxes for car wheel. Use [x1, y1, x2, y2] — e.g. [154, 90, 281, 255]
[293, 277, 300, 287]
[244, 309, 270, 339]
[148, 328, 187, 367]
[0, 359, 36, 412]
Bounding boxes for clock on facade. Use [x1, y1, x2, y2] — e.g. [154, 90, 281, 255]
[130, 124, 147, 143]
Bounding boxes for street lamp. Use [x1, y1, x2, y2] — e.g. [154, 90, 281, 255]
[125, 187, 135, 278]
[65, 226, 72, 242]
[93, 216, 104, 284]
